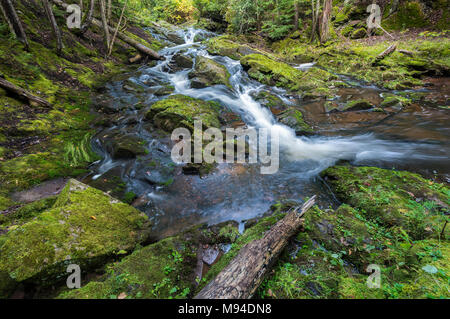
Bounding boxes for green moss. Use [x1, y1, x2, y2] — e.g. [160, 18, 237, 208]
[321, 166, 449, 240]
[189, 56, 231, 88]
[383, 1, 428, 31]
[58, 221, 240, 299]
[277, 108, 313, 134]
[145, 95, 222, 132]
[1, 196, 57, 228]
[343, 99, 373, 111]
[206, 36, 258, 60]
[0, 179, 151, 291]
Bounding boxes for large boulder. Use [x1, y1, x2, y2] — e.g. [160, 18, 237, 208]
[0, 179, 151, 297]
[145, 95, 221, 132]
[58, 221, 239, 299]
[206, 36, 258, 60]
[188, 56, 231, 89]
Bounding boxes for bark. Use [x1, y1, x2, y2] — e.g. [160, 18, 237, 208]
[373, 44, 396, 65]
[52, 0, 163, 60]
[0, 0, 29, 50]
[80, 0, 94, 34]
[195, 196, 317, 299]
[107, 0, 112, 22]
[0, 77, 51, 107]
[310, 0, 321, 42]
[99, 0, 111, 50]
[42, 0, 63, 55]
[294, 0, 299, 31]
[319, 0, 332, 43]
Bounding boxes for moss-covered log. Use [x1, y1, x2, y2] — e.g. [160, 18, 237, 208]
[195, 196, 316, 299]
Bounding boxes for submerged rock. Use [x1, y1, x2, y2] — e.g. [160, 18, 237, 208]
[188, 56, 231, 88]
[343, 99, 373, 111]
[0, 179, 151, 297]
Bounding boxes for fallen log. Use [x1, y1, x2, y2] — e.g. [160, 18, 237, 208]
[195, 196, 317, 299]
[0, 77, 51, 107]
[372, 44, 396, 66]
[52, 0, 163, 60]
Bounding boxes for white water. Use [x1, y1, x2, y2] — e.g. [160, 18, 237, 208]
[143, 28, 438, 172]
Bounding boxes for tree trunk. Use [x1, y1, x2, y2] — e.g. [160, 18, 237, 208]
[80, 0, 94, 34]
[294, 0, 299, 31]
[99, 0, 111, 50]
[0, 77, 51, 107]
[195, 196, 317, 299]
[319, 0, 332, 43]
[108, 0, 127, 57]
[107, 0, 112, 21]
[0, 0, 29, 50]
[310, 0, 321, 42]
[42, 0, 63, 55]
[52, 0, 163, 60]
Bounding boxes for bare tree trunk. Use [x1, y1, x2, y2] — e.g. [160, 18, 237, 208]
[80, 0, 94, 34]
[0, 0, 29, 50]
[99, 0, 111, 51]
[319, 0, 332, 43]
[195, 196, 317, 299]
[79, 0, 83, 11]
[107, 0, 112, 22]
[310, 0, 321, 42]
[294, 0, 299, 31]
[108, 0, 126, 57]
[42, 0, 63, 55]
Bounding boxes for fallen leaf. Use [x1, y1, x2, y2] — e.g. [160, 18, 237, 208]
[90, 216, 97, 220]
[118, 292, 127, 299]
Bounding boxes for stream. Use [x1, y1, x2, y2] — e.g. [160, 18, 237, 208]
[85, 28, 450, 239]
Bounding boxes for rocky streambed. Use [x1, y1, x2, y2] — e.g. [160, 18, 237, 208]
[0, 25, 449, 299]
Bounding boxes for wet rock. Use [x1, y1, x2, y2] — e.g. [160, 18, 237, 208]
[277, 108, 313, 135]
[252, 91, 288, 115]
[122, 79, 145, 93]
[168, 53, 194, 73]
[343, 99, 373, 111]
[0, 179, 151, 297]
[202, 247, 220, 266]
[105, 133, 148, 159]
[189, 56, 231, 88]
[153, 85, 175, 96]
[165, 32, 185, 45]
[96, 97, 119, 114]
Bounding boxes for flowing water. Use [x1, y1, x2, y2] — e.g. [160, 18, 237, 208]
[86, 28, 450, 238]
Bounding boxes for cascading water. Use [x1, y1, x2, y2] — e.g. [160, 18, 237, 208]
[89, 27, 449, 238]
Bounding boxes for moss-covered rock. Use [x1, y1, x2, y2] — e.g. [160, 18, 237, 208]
[188, 56, 231, 88]
[0, 179, 151, 296]
[240, 54, 304, 90]
[104, 133, 148, 159]
[206, 36, 257, 60]
[58, 221, 239, 299]
[145, 95, 222, 132]
[383, 1, 428, 30]
[343, 99, 373, 111]
[321, 165, 449, 239]
[277, 108, 313, 135]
